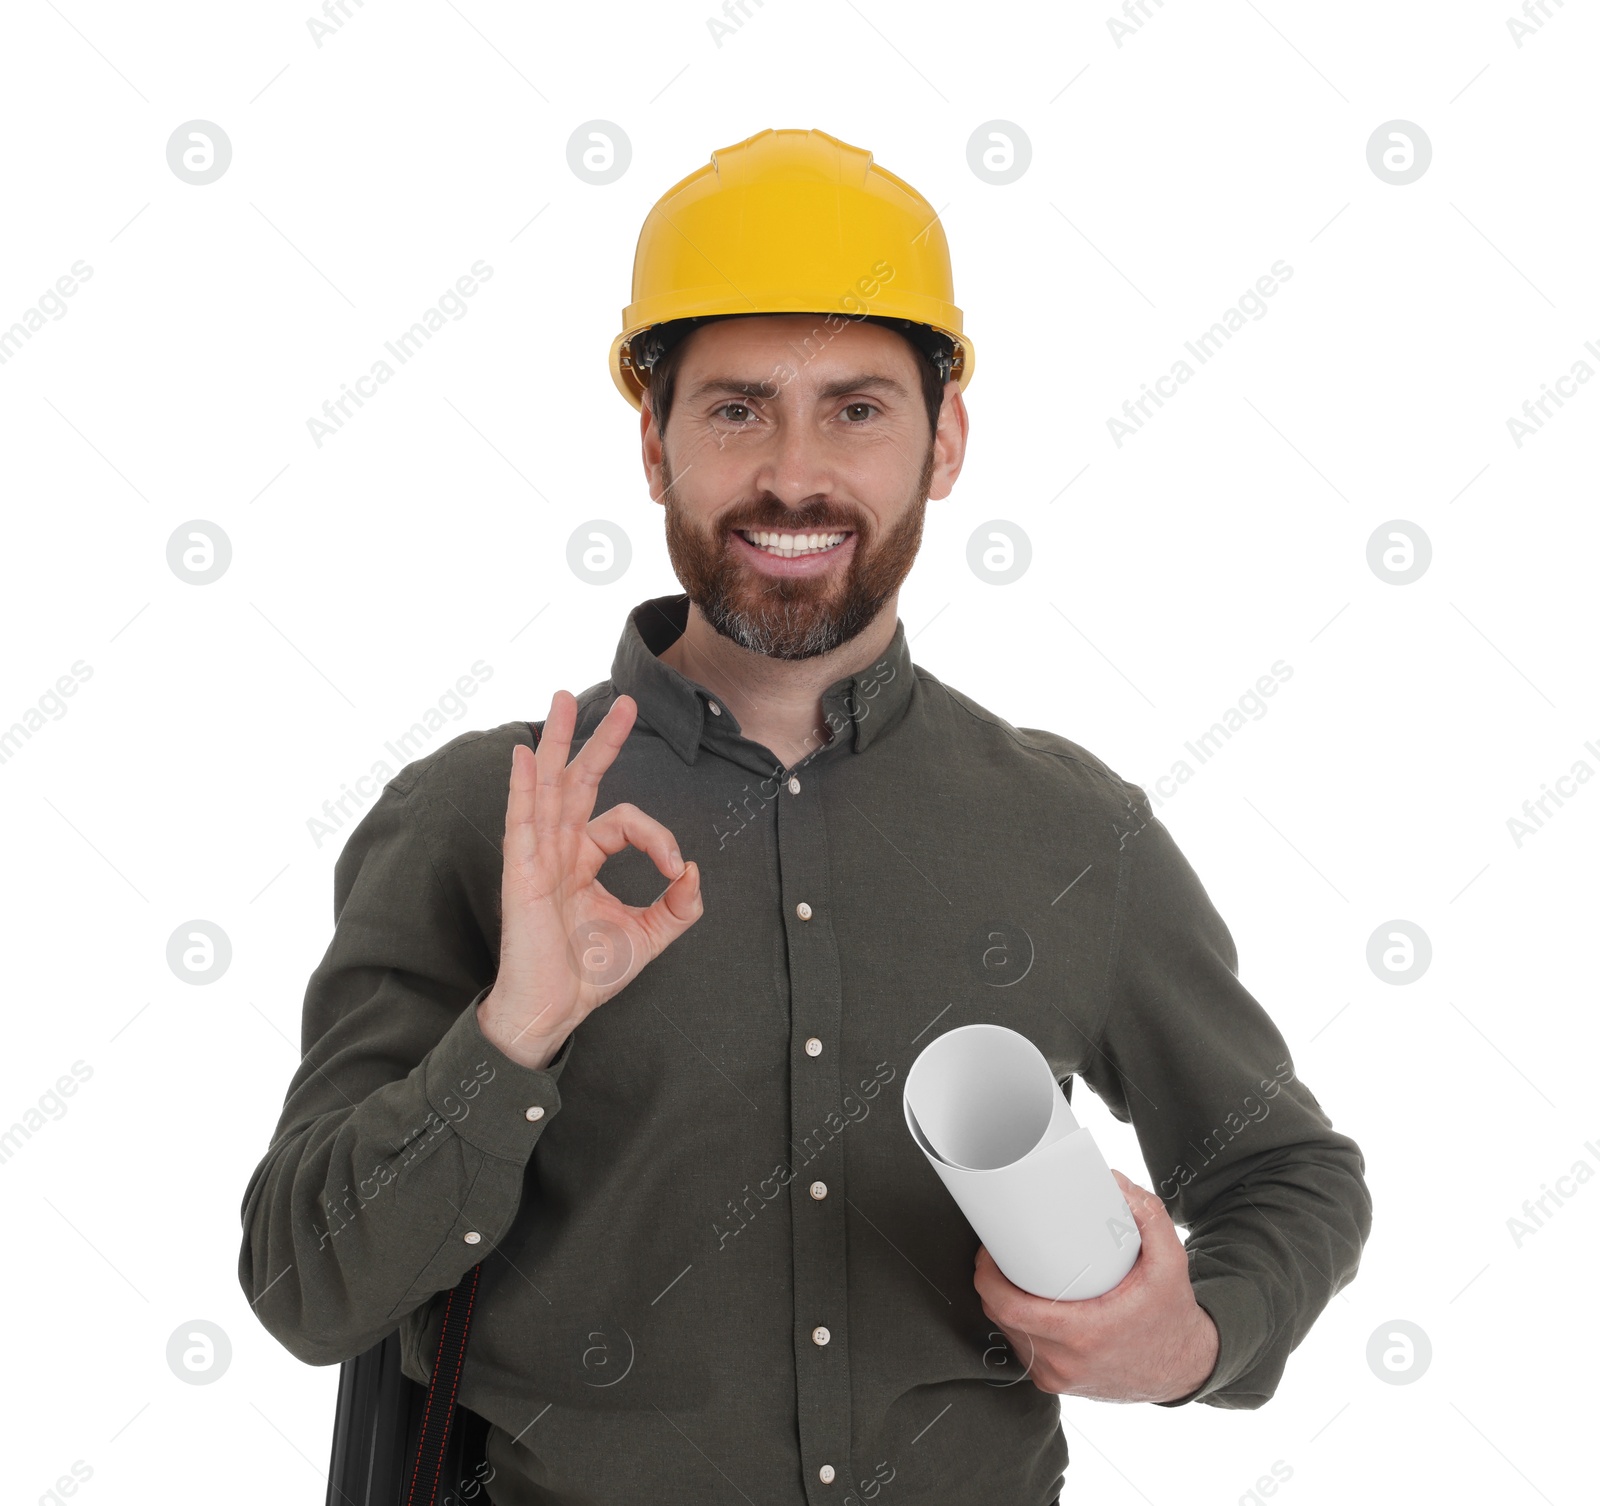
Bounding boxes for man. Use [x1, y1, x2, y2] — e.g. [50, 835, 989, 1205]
[240, 128, 1371, 1506]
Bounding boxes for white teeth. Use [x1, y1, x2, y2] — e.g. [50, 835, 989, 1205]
[742, 529, 848, 556]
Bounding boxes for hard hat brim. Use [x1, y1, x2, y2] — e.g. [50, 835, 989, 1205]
[609, 312, 974, 412]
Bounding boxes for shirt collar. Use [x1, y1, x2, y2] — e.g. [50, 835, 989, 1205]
[610, 593, 915, 769]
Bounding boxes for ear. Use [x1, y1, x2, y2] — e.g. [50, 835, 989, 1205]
[641, 389, 666, 506]
[927, 382, 969, 502]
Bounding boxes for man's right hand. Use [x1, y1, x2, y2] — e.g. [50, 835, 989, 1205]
[476, 689, 702, 1071]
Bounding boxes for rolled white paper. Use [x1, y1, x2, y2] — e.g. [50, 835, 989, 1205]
[903, 1023, 1140, 1300]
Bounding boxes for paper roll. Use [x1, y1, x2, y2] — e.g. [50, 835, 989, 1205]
[903, 1023, 1140, 1300]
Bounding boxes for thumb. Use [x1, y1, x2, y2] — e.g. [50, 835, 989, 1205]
[636, 859, 703, 957]
[1110, 1168, 1180, 1259]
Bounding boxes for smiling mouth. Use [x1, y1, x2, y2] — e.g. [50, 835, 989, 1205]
[734, 528, 853, 558]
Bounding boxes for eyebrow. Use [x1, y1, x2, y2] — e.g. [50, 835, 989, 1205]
[684, 373, 911, 406]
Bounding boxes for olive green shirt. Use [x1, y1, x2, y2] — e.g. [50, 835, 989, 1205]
[239, 592, 1371, 1506]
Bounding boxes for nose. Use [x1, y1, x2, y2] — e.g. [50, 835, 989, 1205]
[752, 412, 836, 513]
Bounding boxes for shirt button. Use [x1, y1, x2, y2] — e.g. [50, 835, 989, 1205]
[812, 1325, 831, 1346]
[809, 1180, 828, 1200]
[525, 1106, 544, 1121]
[787, 776, 801, 794]
[795, 901, 812, 920]
[463, 1231, 482, 1245]
[819, 1464, 836, 1484]
[707, 700, 722, 716]
[804, 1037, 822, 1057]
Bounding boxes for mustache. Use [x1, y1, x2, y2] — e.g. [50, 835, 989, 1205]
[718, 504, 863, 535]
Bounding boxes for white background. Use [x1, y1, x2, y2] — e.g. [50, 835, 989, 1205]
[2, 2, 1595, 1503]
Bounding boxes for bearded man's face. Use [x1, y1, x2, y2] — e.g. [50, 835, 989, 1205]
[645, 313, 946, 661]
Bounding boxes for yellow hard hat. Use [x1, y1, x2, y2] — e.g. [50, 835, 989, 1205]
[608, 127, 973, 410]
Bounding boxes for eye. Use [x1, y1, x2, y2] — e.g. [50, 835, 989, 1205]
[714, 402, 758, 425]
[839, 401, 878, 423]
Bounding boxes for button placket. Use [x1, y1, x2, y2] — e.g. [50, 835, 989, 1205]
[775, 753, 851, 1500]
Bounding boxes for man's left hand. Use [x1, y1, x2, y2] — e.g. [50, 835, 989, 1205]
[973, 1168, 1219, 1404]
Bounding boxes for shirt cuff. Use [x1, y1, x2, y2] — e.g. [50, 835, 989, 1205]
[421, 984, 572, 1163]
[1156, 1274, 1272, 1407]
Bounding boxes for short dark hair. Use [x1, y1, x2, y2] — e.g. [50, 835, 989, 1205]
[642, 315, 948, 440]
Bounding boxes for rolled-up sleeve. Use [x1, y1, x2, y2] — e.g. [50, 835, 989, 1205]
[1077, 782, 1373, 1409]
[238, 766, 571, 1367]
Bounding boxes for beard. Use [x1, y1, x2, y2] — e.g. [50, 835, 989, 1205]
[660, 440, 935, 661]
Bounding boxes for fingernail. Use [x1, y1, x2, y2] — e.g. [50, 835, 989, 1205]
[669, 848, 682, 872]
